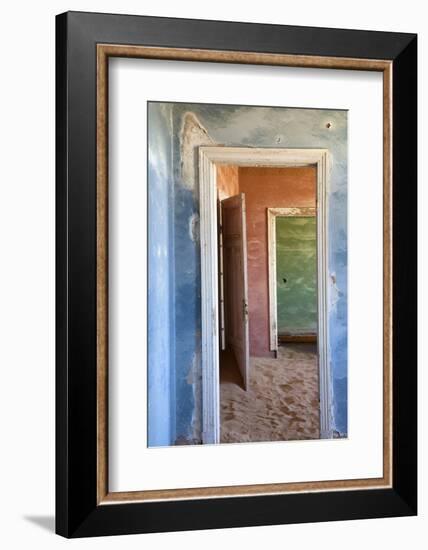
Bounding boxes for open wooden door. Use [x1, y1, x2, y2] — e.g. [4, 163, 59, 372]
[221, 193, 250, 390]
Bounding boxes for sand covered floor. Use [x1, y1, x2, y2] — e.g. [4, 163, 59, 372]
[220, 344, 320, 443]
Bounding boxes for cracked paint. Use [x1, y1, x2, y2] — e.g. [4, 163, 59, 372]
[186, 350, 202, 443]
[188, 212, 200, 243]
[330, 271, 341, 312]
[179, 112, 214, 191]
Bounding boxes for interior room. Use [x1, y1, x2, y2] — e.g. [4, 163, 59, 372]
[147, 102, 348, 447]
[217, 165, 320, 443]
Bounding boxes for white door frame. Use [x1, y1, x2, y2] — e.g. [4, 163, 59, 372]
[199, 146, 331, 443]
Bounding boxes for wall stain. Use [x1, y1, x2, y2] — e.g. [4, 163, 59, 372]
[184, 349, 202, 444]
[179, 112, 214, 192]
[329, 271, 342, 312]
[188, 212, 200, 243]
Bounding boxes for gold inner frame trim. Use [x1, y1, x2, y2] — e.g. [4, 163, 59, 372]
[96, 43, 393, 504]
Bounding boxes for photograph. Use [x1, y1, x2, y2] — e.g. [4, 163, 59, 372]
[147, 102, 348, 447]
[50, 8, 418, 539]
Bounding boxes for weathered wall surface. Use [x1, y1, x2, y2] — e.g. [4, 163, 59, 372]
[238, 166, 316, 357]
[148, 102, 348, 441]
[147, 103, 175, 446]
[276, 216, 317, 336]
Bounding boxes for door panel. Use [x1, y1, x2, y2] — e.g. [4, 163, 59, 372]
[221, 193, 250, 390]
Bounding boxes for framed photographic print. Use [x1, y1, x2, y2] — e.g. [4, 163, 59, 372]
[56, 11, 417, 537]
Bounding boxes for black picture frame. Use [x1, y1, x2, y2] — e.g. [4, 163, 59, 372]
[56, 11, 417, 538]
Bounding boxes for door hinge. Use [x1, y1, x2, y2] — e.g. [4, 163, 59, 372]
[243, 300, 249, 317]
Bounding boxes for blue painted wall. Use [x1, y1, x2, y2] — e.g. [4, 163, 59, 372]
[147, 103, 175, 446]
[148, 102, 348, 443]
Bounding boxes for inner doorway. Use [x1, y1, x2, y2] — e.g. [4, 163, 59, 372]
[199, 147, 330, 444]
[218, 170, 319, 444]
[268, 208, 317, 351]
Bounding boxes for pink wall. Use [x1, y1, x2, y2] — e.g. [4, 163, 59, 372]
[238, 167, 316, 357]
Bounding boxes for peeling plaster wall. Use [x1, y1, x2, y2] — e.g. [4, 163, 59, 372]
[170, 110, 207, 443]
[149, 102, 348, 442]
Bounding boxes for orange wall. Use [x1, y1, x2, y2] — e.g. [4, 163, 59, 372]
[238, 166, 317, 357]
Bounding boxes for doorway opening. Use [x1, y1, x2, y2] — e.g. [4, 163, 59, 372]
[268, 207, 317, 351]
[199, 147, 330, 444]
